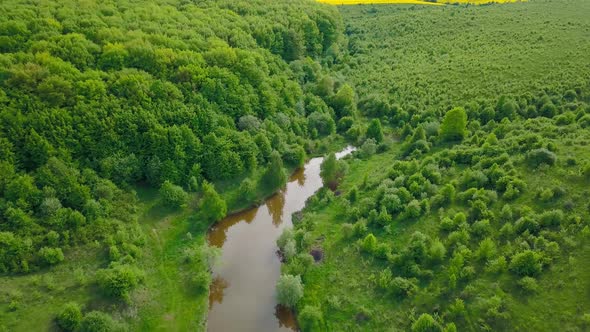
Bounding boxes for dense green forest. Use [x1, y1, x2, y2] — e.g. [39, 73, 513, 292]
[0, 0, 357, 330]
[279, 0, 590, 331]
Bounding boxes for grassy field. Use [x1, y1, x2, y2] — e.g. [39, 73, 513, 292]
[284, 0, 590, 330]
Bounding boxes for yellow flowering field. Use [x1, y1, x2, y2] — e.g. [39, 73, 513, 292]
[318, 0, 522, 5]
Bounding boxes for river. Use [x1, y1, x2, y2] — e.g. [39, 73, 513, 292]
[206, 146, 355, 332]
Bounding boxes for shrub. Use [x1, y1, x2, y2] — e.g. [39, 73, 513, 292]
[299, 305, 324, 332]
[428, 240, 446, 263]
[517, 276, 539, 294]
[159, 180, 188, 208]
[359, 138, 377, 158]
[276, 274, 303, 308]
[538, 209, 564, 227]
[486, 256, 508, 274]
[509, 250, 542, 277]
[475, 238, 497, 262]
[38, 247, 64, 266]
[200, 181, 227, 222]
[361, 233, 378, 253]
[96, 264, 144, 301]
[56, 302, 82, 331]
[191, 270, 211, 294]
[238, 177, 257, 202]
[366, 118, 384, 143]
[440, 107, 468, 142]
[582, 163, 590, 180]
[390, 277, 418, 298]
[412, 313, 442, 332]
[80, 311, 117, 332]
[471, 219, 492, 238]
[526, 148, 556, 167]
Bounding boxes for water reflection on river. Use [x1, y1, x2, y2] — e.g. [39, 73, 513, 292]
[207, 147, 354, 332]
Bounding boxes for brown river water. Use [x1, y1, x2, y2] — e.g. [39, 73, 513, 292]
[206, 146, 355, 332]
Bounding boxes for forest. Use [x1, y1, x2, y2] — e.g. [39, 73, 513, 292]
[1, 0, 589, 331]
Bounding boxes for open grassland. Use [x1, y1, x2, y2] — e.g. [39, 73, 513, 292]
[283, 0, 590, 330]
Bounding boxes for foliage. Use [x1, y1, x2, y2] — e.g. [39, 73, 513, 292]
[96, 264, 144, 302]
[56, 302, 82, 331]
[276, 274, 304, 308]
[320, 153, 348, 188]
[199, 181, 227, 223]
[262, 151, 287, 190]
[298, 305, 324, 332]
[79, 311, 119, 332]
[159, 181, 189, 208]
[440, 107, 468, 142]
[412, 313, 442, 332]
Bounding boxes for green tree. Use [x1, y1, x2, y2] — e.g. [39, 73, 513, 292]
[320, 153, 347, 189]
[331, 84, 356, 118]
[509, 250, 542, 277]
[96, 264, 144, 302]
[366, 118, 384, 143]
[298, 305, 324, 332]
[412, 313, 442, 332]
[276, 274, 304, 308]
[200, 181, 227, 222]
[159, 181, 189, 208]
[440, 107, 468, 142]
[262, 151, 287, 190]
[80, 311, 117, 332]
[56, 302, 82, 331]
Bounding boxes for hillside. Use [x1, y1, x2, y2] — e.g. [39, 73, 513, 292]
[281, 1, 590, 331]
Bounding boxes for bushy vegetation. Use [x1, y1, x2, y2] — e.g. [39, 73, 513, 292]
[281, 1, 590, 331]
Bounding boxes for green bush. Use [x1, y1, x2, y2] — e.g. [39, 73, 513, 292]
[159, 180, 188, 208]
[276, 274, 303, 308]
[96, 264, 144, 302]
[440, 107, 468, 142]
[80, 311, 117, 332]
[56, 302, 82, 331]
[526, 148, 557, 167]
[38, 247, 64, 266]
[412, 313, 442, 332]
[517, 276, 539, 294]
[298, 305, 324, 332]
[200, 181, 227, 222]
[509, 250, 542, 277]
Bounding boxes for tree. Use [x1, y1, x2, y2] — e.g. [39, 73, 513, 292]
[159, 181, 189, 208]
[509, 250, 542, 277]
[262, 151, 287, 190]
[96, 264, 144, 302]
[276, 274, 303, 308]
[366, 118, 384, 143]
[238, 177, 257, 203]
[526, 148, 557, 167]
[320, 153, 347, 189]
[331, 84, 356, 118]
[298, 305, 324, 332]
[38, 247, 64, 266]
[412, 313, 442, 332]
[200, 181, 227, 222]
[80, 311, 117, 332]
[56, 302, 82, 331]
[440, 107, 468, 142]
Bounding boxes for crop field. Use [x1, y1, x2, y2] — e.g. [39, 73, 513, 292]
[318, 0, 521, 6]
